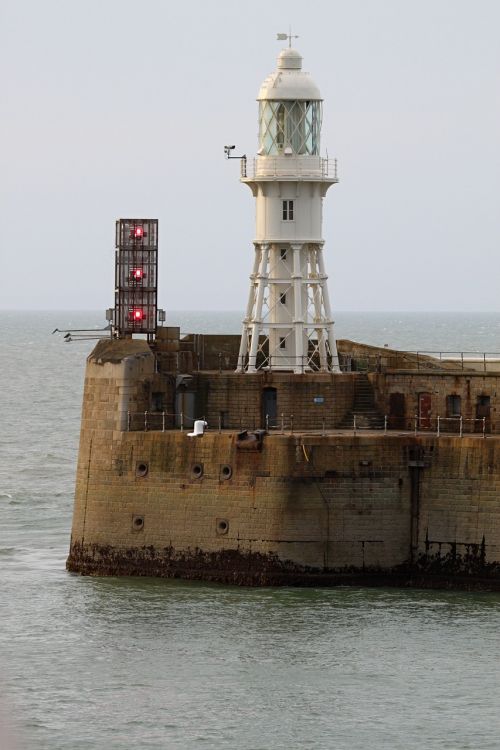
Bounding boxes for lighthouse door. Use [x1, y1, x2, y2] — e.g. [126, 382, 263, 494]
[262, 387, 277, 429]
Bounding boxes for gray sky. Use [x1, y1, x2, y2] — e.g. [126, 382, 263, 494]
[1, 0, 499, 311]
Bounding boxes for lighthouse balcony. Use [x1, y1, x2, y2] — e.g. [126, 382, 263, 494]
[241, 155, 338, 182]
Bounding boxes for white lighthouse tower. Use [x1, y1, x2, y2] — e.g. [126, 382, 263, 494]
[236, 42, 340, 374]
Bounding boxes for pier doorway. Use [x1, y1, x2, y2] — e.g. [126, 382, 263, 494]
[262, 387, 277, 429]
[476, 395, 491, 433]
[175, 390, 195, 429]
[418, 392, 432, 430]
[389, 392, 405, 429]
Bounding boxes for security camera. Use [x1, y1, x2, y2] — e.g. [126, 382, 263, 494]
[225, 145, 235, 150]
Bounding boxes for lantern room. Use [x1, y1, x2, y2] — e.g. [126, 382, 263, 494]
[257, 48, 322, 156]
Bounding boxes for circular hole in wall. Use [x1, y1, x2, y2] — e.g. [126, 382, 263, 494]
[216, 518, 229, 535]
[132, 515, 144, 531]
[136, 462, 149, 477]
[192, 463, 204, 479]
[221, 464, 232, 480]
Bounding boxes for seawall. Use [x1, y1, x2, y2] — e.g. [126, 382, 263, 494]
[67, 340, 500, 589]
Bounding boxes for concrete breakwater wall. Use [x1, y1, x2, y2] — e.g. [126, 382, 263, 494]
[68, 428, 500, 588]
[67, 342, 500, 589]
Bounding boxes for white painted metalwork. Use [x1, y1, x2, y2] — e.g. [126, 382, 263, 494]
[237, 46, 340, 373]
[187, 420, 208, 437]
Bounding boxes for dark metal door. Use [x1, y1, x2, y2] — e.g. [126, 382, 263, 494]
[389, 392, 405, 429]
[476, 395, 491, 433]
[418, 392, 432, 430]
[262, 388, 277, 429]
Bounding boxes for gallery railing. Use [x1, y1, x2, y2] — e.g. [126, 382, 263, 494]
[241, 155, 338, 181]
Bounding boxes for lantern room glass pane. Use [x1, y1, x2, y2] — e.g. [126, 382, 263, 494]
[259, 100, 322, 155]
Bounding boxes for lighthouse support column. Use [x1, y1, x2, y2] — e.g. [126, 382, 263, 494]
[291, 243, 305, 374]
[310, 247, 328, 371]
[247, 243, 269, 373]
[317, 246, 340, 372]
[237, 244, 261, 372]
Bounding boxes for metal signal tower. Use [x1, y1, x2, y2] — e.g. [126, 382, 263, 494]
[114, 219, 158, 340]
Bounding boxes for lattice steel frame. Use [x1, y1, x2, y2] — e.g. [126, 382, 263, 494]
[237, 241, 340, 373]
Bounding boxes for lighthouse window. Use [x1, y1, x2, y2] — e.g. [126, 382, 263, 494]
[446, 395, 461, 417]
[279, 337, 286, 349]
[279, 292, 287, 305]
[259, 100, 322, 156]
[282, 200, 294, 221]
[276, 104, 285, 150]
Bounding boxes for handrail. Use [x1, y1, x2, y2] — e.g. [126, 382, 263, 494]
[154, 346, 500, 374]
[126, 411, 490, 438]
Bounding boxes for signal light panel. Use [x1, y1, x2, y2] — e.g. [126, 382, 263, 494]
[114, 219, 158, 336]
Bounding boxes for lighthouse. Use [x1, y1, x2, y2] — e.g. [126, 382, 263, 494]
[236, 42, 340, 374]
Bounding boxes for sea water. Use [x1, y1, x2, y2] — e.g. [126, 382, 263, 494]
[1, 311, 500, 750]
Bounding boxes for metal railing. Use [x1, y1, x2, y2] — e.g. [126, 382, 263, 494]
[337, 351, 500, 374]
[155, 346, 500, 375]
[412, 415, 487, 438]
[127, 411, 194, 432]
[412, 351, 500, 372]
[192, 351, 500, 374]
[127, 411, 489, 438]
[242, 156, 338, 181]
[235, 352, 343, 373]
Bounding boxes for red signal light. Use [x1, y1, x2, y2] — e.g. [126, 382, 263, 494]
[134, 226, 143, 239]
[130, 268, 144, 281]
[128, 308, 144, 322]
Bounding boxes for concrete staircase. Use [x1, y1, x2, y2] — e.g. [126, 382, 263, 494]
[339, 375, 385, 430]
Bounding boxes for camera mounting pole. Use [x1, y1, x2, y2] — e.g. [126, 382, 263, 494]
[224, 145, 246, 160]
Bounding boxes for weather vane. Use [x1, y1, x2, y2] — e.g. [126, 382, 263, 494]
[277, 27, 299, 48]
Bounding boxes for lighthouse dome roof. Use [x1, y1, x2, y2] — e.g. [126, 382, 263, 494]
[257, 48, 322, 101]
